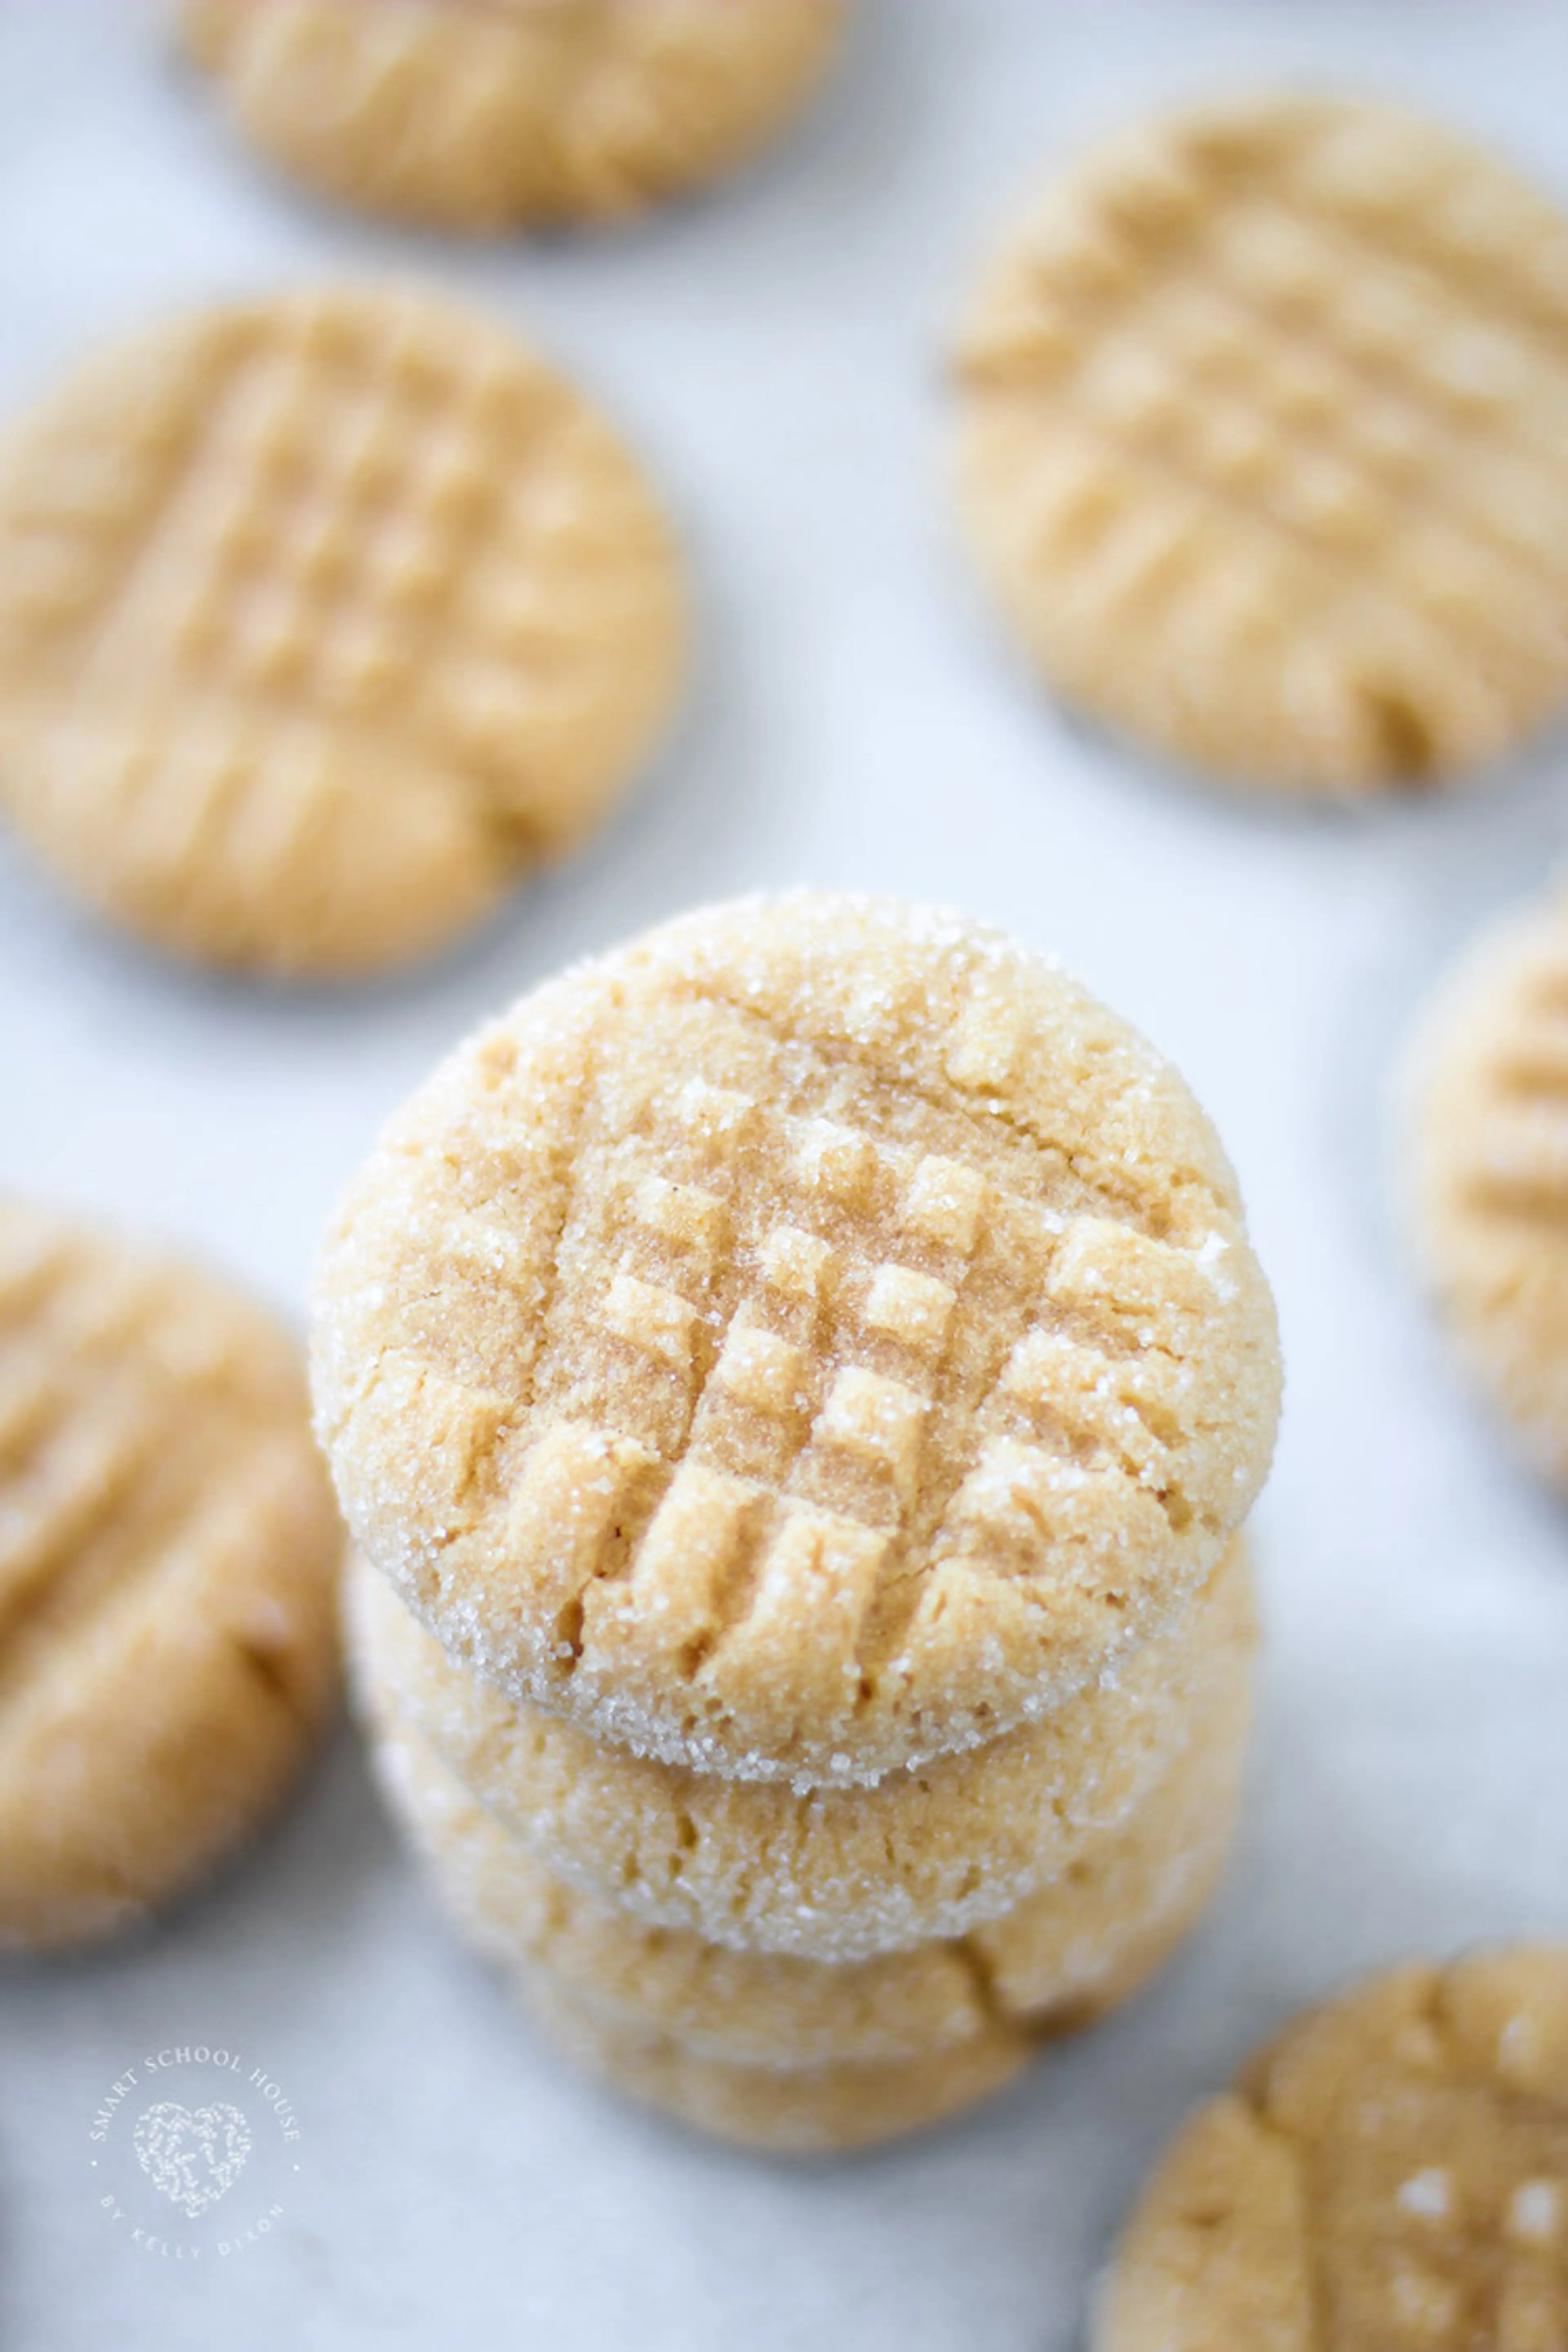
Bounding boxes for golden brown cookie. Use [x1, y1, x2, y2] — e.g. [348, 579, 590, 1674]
[180, 0, 849, 232]
[312, 892, 1280, 1782]
[1097, 1947, 1568, 2351]
[0, 1199, 343, 1951]
[0, 287, 686, 977]
[956, 95, 1568, 796]
[1408, 889, 1568, 1487]
[365, 1651, 1250, 2069]
[347, 1536, 1255, 1959]
[523, 1967, 1031, 2154]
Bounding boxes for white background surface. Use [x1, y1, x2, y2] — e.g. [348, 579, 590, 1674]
[3, 2, 1568, 2345]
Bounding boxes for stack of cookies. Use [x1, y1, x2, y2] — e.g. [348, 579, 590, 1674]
[313, 894, 1282, 2152]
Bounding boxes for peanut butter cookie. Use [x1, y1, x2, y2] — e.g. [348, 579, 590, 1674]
[0, 288, 686, 976]
[1098, 1948, 1568, 2351]
[312, 893, 1280, 1781]
[957, 96, 1568, 795]
[181, 0, 848, 232]
[0, 1199, 342, 1950]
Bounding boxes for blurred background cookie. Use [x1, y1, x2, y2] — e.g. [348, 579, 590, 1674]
[1406, 887, 1568, 1487]
[955, 94, 1568, 797]
[0, 286, 687, 978]
[0, 1198, 343, 1952]
[179, 0, 850, 232]
[1097, 1947, 1568, 2350]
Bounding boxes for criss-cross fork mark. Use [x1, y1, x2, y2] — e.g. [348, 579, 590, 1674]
[437, 1042, 1223, 1722]
[1105, 1950, 1568, 2352]
[0, 295, 677, 886]
[961, 100, 1568, 778]
[0, 1207, 317, 1708]
[94, 306, 598, 761]
[185, 0, 846, 233]
[1282, 2038, 1568, 2345]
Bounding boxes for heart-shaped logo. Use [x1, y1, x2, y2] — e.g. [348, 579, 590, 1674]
[132, 2101, 252, 2218]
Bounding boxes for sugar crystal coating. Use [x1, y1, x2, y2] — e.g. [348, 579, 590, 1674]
[347, 1539, 1255, 1960]
[365, 1666, 1251, 2071]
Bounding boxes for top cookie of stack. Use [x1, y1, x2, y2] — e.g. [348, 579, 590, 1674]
[312, 892, 1280, 1788]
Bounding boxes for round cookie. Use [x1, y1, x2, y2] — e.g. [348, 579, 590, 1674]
[365, 1656, 1251, 2069]
[347, 1537, 1255, 1960]
[523, 1969, 1029, 2155]
[1096, 1947, 1568, 2350]
[0, 1198, 343, 1951]
[1408, 890, 1568, 1487]
[955, 94, 1568, 796]
[312, 892, 1280, 1782]
[0, 287, 686, 978]
[179, 0, 849, 234]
